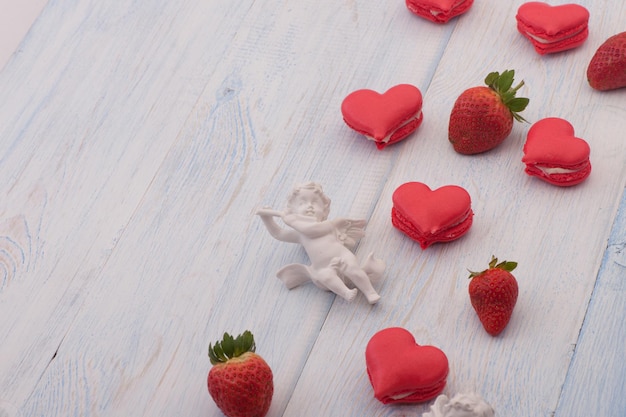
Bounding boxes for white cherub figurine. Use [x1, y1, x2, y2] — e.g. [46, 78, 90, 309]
[256, 182, 384, 304]
[423, 393, 495, 417]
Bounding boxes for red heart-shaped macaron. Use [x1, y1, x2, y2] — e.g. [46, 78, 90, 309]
[516, 2, 589, 54]
[366, 327, 449, 404]
[406, 0, 475, 24]
[522, 117, 591, 186]
[341, 84, 423, 149]
[392, 182, 473, 248]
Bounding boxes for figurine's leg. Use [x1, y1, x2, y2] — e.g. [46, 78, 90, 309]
[362, 252, 385, 287]
[313, 268, 358, 302]
[331, 256, 354, 289]
[344, 265, 381, 304]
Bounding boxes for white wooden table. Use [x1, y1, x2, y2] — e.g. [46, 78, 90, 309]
[0, 1, 624, 416]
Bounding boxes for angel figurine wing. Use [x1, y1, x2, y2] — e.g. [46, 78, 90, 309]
[276, 263, 313, 289]
[332, 218, 367, 250]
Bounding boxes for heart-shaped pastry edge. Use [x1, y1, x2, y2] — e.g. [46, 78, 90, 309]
[391, 182, 473, 248]
[365, 327, 449, 404]
[406, 0, 475, 24]
[341, 84, 423, 149]
[522, 117, 591, 186]
[516, 2, 589, 54]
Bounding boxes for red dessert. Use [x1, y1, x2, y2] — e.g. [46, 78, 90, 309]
[366, 327, 449, 404]
[341, 84, 423, 150]
[392, 182, 473, 249]
[406, 0, 474, 24]
[522, 117, 591, 186]
[516, 2, 589, 55]
[587, 32, 626, 91]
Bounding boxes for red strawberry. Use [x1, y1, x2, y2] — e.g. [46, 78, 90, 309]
[587, 31, 626, 91]
[468, 256, 519, 336]
[208, 331, 273, 417]
[449, 70, 529, 154]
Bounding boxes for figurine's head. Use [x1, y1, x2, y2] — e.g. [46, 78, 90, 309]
[286, 182, 331, 221]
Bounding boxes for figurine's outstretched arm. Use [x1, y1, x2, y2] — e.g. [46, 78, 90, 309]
[256, 208, 300, 243]
[282, 214, 333, 238]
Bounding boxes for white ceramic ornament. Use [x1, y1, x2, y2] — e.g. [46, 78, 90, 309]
[423, 393, 495, 417]
[256, 182, 384, 304]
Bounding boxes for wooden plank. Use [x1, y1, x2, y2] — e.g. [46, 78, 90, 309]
[11, 1, 459, 415]
[556, 187, 626, 417]
[0, 0, 48, 69]
[0, 0, 255, 408]
[0, 0, 624, 416]
[285, 0, 626, 416]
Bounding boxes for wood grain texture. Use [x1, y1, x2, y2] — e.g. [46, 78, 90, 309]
[0, 0, 624, 416]
[0, 0, 259, 410]
[286, 1, 626, 416]
[0, 0, 48, 70]
[556, 188, 626, 417]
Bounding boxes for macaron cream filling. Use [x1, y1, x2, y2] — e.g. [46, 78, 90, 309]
[365, 110, 423, 144]
[384, 379, 447, 403]
[389, 391, 415, 401]
[536, 165, 580, 174]
[524, 27, 586, 44]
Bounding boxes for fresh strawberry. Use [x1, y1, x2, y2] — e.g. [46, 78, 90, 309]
[587, 31, 626, 91]
[468, 256, 519, 336]
[449, 70, 529, 154]
[208, 331, 273, 417]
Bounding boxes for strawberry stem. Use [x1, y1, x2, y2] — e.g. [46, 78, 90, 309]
[468, 255, 517, 279]
[483, 70, 529, 123]
[510, 80, 525, 94]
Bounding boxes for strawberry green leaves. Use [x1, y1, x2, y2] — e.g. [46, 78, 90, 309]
[208, 330, 257, 364]
[468, 255, 517, 278]
[484, 70, 529, 123]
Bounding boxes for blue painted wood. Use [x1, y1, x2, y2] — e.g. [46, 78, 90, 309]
[0, 0, 624, 416]
[556, 187, 626, 417]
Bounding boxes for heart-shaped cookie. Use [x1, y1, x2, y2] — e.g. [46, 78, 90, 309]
[522, 117, 591, 186]
[392, 182, 473, 249]
[366, 327, 449, 404]
[341, 84, 423, 150]
[406, 0, 474, 24]
[516, 2, 589, 54]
